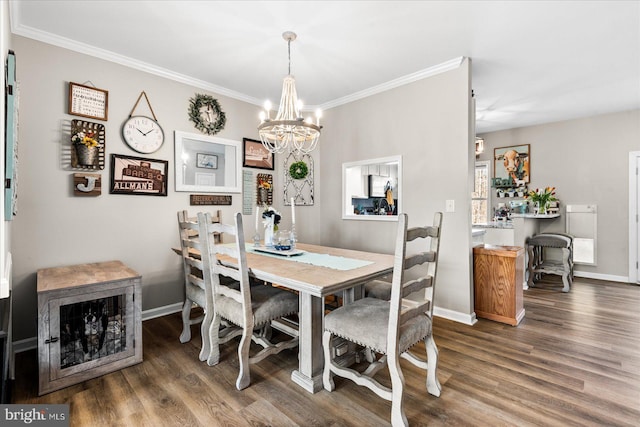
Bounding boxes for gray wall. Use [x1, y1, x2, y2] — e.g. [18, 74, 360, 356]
[477, 109, 640, 280]
[10, 36, 266, 341]
[319, 60, 475, 321]
[10, 36, 476, 341]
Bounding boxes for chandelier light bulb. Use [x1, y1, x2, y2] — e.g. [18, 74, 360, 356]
[264, 100, 272, 120]
[259, 111, 266, 122]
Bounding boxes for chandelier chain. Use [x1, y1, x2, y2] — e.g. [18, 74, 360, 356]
[288, 38, 291, 75]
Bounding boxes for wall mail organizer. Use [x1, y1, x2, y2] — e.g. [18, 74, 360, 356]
[257, 173, 273, 205]
[71, 119, 105, 170]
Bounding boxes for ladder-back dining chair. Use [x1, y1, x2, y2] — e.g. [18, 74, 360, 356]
[322, 212, 443, 426]
[176, 210, 218, 361]
[197, 211, 299, 390]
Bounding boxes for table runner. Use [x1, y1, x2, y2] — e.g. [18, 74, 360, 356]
[246, 243, 374, 271]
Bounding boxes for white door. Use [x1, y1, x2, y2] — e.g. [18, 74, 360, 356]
[630, 152, 640, 283]
[636, 154, 640, 283]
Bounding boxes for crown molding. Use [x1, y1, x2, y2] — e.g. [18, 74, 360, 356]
[10, 20, 262, 106]
[317, 56, 465, 111]
[11, 13, 464, 111]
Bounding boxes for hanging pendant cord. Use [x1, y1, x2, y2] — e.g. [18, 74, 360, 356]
[288, 39, 291, 75]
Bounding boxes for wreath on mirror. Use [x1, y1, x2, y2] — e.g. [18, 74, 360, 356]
[289, 161, 309, 180]
[188, 94, 226, 135]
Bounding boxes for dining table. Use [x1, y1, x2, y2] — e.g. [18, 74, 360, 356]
[174, 241, 394, 393]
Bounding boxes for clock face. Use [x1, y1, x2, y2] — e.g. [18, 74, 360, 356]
[122, 116, 164, 154]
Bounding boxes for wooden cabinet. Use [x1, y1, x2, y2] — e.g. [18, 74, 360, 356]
[37, 261, 142, 395]
[473, 245, 525, 326]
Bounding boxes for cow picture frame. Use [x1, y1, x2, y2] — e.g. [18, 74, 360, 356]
[494, 144, 530, 185]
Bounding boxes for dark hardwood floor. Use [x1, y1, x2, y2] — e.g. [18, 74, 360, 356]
[13, 277, 640, 426]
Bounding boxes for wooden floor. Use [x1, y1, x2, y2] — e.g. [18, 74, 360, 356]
[13, 277, 640, 426]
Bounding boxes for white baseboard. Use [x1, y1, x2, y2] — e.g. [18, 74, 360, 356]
[142, 302, 183, 321]
[13, 302, 185, 354]
[433, 306, 478, 325]
[574, 271, 630, 283]
[12, 337, 37, 354]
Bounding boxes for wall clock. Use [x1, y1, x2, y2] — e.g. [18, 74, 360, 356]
[188, 93, 226, 135]
[122, 91, 164, 153]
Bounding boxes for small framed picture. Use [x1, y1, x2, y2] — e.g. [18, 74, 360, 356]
[109, 154, 168, 196]
[243, 138, 274, 170]
[196, 153, 218, 169]
[68, 82, 109, 121]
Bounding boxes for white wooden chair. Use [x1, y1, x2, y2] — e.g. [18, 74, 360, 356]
[322, 212, 443, 427]
[198, 211, 299, 390]
[177, 210, 214, 361]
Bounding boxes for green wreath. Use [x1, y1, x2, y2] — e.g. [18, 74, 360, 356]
[289, 161, 309, 180]
[188, 94, 226, 135]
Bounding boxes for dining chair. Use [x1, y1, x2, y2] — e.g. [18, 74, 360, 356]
[176, 210, 217, 361]
[197, 211, 300, 390]
[322, 212, 443, 427]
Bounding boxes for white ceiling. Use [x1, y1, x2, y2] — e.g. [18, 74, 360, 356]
[10, 1, 640, 133]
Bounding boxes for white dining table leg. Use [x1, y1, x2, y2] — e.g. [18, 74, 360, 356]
[291, 291, 324, 393]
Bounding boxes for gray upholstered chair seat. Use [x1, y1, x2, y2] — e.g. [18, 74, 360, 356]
[527, 234, 571, 248]
[215, 285, 298, 327]
[364, 279, 392, 301]
[325, 297, 431, 354]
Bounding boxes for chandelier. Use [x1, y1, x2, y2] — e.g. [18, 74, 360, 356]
[258, 31, 322, 154]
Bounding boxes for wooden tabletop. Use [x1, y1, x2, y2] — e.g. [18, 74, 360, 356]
[174, 243, 394, 297]
[37, 260, 140, 293]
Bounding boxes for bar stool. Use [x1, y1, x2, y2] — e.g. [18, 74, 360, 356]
[526, 233, 573, 292]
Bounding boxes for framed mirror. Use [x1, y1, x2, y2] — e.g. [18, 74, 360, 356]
[342, 155, 402, 221]
[174, 131, 242, 193]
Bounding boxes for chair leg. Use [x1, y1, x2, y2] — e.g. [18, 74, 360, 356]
[561, 247, 571, 292]
[322, 331, 335, 392]
[236, 326, 252, 390]
[206, 313, 222, 366]
[526, 245, 536, 288]
[199, 306, 212, 362]
[425, 334, 441, 397]
[179, 299, 193, 343]
[387, 353, 408, 427]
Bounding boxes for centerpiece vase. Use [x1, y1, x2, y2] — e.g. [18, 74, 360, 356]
[537, 201, 548, 215]
[75, 144, 98, 166]
[264, 216, 275, 247]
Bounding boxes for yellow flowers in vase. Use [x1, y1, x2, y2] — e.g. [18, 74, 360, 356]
[525, 187, 557, 215]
